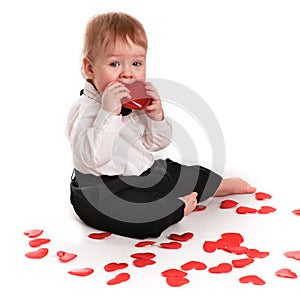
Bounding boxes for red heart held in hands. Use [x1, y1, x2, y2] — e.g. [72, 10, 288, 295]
[107, 273, 130, 285]
[236, 206, 257, 214]
[220, 199, 239, 209]
[232, 258, 254, 268]
[169, 232, 194, 242]
[130, 252, 156, 259]
[24, 229, 43, 238]
[239, 275, 265, 285]
[284, 251, 300, 261]
[208, 263, 232, 274]
[135, 241, 156, 247]
[57, 251, 77, 262]
[25, 248, 49, 259]
[133, 258, 156, 267]
[159, 242, 182, 249]
[88, 232, 112, 239]
[193, 205, 206, 211]
[104, 262, 128, 272]
[68, 268, 94, 276]
[181, 261, 207, 271]
[29, 238, 51, 248]
[166, 276, 189, 287]
[257, 206, 276, 214]
[255, 192, 272, 200]
[161, 268, 188, 277]
[275, 268, 297, 279]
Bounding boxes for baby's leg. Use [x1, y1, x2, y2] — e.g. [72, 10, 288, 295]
[179, 192, 198, 216]
[214, 177, 256, 197]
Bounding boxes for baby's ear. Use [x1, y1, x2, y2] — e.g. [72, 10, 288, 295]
[82, 57, 94, 79]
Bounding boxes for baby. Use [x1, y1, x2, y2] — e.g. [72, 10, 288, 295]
[66, 12, 256, 239]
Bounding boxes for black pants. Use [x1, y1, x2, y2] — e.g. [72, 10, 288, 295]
[70, 159, 222, 239]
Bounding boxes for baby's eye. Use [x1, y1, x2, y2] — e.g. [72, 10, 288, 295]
[110, 62, 120, 67]
[132, 61, 142, 67]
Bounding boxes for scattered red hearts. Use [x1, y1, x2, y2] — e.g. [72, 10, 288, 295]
[159, 241, 182, 249]
[247, 248, 269, 258]
[88, 232, 112, 239]
[130, 252, 156, 259]
[257, 206, 276, 214]
[221, 232, 244, 244]
[255, 192, 272, 200]
[292, 209, 300, 216]
[220, 199, 239, 209]
[166, 276, 189, 287]
[284, 251, 300, 261]
[239, 275, 265, 285]
[57, 251, 77, 262]
[68, 268, 94, 277]
[107, 272, 130, 285]
[25, 248, 48, 259]
[203, 241, 217, 253]
[104, 262, 128, 272]
[161, 268, 188, 277]
[193, 205, 206, 211]
[24, 229, 43, 238]
[232, 258, 254, 268]
[224, 246, 248, 255]
[29, 238, 51, 248]
[208, 263, 232, 273]
[181, 261, 207, 271]
[275, 268, 297, 279]
[236, 206, 257, 214]
[135, 241, 156, 247]
[169, 232, 194, 242]
[133, 258, 156, 267]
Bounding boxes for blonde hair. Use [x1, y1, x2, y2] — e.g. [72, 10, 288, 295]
[81, 12, 148, 76]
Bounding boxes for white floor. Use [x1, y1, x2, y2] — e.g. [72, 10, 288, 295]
[1, 1, 300, 299]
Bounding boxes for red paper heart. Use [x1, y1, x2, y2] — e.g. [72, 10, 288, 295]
[193, 205, 206, 211]
[217, 236, 241, 249]
[255, 192, 272, 200]
[220, 199, 239, 209]
[221, 232, 244, 244]
[25, 248, 48, 259]
[161, 268, 188, 277]
[166, 276, 189, 287]
[107, 273, 130, 285]
[29, 238, 51, 248]
[159, 242, 182, 249]
[239, 275, 265, 285]
[135, 241, 156, 247]
[104, 262, 128, 272]
[68, 268, 94, 276]
[257, 206, 276, 214]
[133, 258, 156, 267]
[275, 268, 297, 279]
[247, 248, 269, 258]
[88, 232, 112, 239]
[130, 252, 156, 259]
[57, 251, 77, 262]
[284, 251, 300, 261]
[24, 229, 43, 238]
[181, 261, 207, 271]
[232, 258, 254, 268]
[224, 246, 248, 255]
[292, 209, 300, 216]
[169, 232, 194, 242]
[208, 263, 232, 273]
[236, 206, 257, 214]
[203, 241, 217, 253]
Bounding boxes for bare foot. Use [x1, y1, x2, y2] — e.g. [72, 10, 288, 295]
[179, 192, 198, 216]
[214, 177, 257, 197]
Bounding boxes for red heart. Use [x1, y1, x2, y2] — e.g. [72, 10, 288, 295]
[247, 248, 269, 258]
[239, 275, 265, 285]
[107, 273, 130, 285]
[29, 238, 51, 248]
[130, 252, 156, 259]
[193, 205, 206, 211]
[208, 263, 232, 273]
[68, 268, 94, 276]
[135, 241, 156, 247]
[216, 236, 241, 249]
[181, 261, 207, 271]
[257, 206, 276, 214]
[161, 268, 188, 277]
[169, 232, 194, 242]
[203, 241, 217, 253]
[292, 209, 300, 216]
[236, 206, 257, 214]
[159, 242, 182, 249]
[88, 232, 112, 239]
[221, 232, 244, 244]
[24, 229, 43, 238]
[255, 192, 272, 200]
[166, 276, 189, 287]
[220, 199, 239, 209]
[232, 258, 254, 268]
[25, 248, 48, 259]
[133, 258, 156, 267]
[224, 246, 248, 255]
[284, 251, 300, 261]
[275, 268, 297, 279]
[104, 262, 128, 272]
[57, 251, 77, 262]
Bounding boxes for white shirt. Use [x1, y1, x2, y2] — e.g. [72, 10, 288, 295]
[65, 81, 172, 176]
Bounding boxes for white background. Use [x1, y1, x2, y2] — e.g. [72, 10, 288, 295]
[1, 0, 300, 299]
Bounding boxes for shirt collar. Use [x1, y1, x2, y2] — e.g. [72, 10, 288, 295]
[82, 80, 102, 103]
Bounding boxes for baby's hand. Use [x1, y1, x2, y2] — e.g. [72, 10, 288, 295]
[101, 82, 131, 115]
[144, 82, 164, 121]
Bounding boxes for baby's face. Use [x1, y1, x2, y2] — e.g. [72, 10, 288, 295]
[90, 39, 147, 93]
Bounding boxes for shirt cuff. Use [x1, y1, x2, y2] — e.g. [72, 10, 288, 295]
[146, 115, 172, 133]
